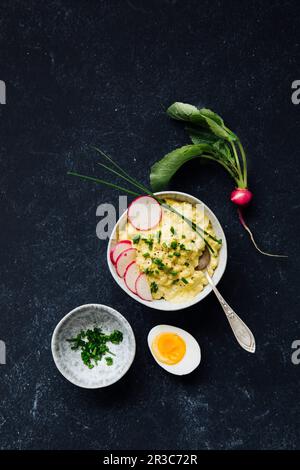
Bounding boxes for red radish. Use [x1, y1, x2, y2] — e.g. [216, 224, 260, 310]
[116, 248, 137, 278]
[230, 188, 253, 206]
[124, 261, 140, 294]
[128, 195, 162, 231]
[231, 188, 286, 257]
[110, 248, 115, 264]
[111, 240, 132, 265]
[135, 273, 153, 301]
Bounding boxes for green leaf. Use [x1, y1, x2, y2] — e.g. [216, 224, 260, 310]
[198, 108, 224, 126]
[186, 127, 239, 177]
[167, 102, 200, 121]
[213, 139, 235, 164]
[186, 127, 220, 145]
[150, 144, 216, 191]
[167, 102, 236, 142]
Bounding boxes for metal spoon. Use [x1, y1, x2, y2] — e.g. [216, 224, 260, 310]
[197, 248, 256, 353]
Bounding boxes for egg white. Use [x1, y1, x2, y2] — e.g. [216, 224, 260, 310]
[147, 325, 201, 375]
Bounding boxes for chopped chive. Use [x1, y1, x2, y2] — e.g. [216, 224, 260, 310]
[170, 240, 178, 249]
[142, 237, 154, 250]
[67, 327, 123, 369]
[144, 268, 154, 275]
[153, 258, 165, 268]
[173, 252, 181, 257]
[143, 252, 150, 258]
[170, 226, 176, 235]
[132, 234, 141, 244]
[156, 230, 162, 243]
[181, 277, 189, 284]
[150, 281, 159, 293]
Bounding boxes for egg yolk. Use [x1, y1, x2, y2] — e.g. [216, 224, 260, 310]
[152, 332, 186, 365]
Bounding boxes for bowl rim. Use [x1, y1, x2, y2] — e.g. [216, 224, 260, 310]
[107, 191, 228, 311]
[51, 303, 136, 389]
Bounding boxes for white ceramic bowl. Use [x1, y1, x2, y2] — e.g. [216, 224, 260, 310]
[51, 304, 136, 388]
[107, 191, 227, 311]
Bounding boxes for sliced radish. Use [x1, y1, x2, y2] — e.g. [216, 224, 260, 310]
[128, 196, 162, 231]
[111, 240, 132, 265]
[135, 273, 153, 301]
[116, 248, 137, 278]
[124, 261, 140, 294]
[109, 248, 115, 264]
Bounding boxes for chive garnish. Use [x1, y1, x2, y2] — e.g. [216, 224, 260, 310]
[150, 282, 159, 293]
[142, 237, 154, 250]
[133, 234, 141, 244]
[67, 327, 123, 369]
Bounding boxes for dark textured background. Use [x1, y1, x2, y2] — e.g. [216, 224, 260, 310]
[0, 0, 300, 450]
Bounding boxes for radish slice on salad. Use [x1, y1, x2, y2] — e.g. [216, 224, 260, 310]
[111, 240, 132, 265]
[135, 273, 153, 301]
[124, 261, 140, 294]
[116, 248, 137, 278]
[128, 195, 162, 231]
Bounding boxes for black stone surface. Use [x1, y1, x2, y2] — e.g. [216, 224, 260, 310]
[0, 0, 300, 450]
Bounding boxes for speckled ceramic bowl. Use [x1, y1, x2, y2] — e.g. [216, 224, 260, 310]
[51, 304, 136, 388]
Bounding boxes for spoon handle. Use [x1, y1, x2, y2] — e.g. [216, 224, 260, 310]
[206, 273, 256, 353]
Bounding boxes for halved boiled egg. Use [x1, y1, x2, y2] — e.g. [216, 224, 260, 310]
[147, 325, 201, 375]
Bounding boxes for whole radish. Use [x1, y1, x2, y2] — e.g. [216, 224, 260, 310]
[230, 188, 285, 257]
[150, 102, 287, 258]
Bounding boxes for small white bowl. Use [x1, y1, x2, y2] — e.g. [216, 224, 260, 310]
[107, 191, 227, 311]
[51, 304, 136, 388]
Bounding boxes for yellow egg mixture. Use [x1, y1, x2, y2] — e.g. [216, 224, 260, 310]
[119, 198, 221, 302]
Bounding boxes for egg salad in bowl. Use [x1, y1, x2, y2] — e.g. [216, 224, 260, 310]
[107, 191, 227, 311]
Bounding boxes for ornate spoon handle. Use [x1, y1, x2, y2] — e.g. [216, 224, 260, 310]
[206, 272, 256, 353]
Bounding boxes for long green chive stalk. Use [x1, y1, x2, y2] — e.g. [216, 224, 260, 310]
[95, 155, 221, 247]
[68, 148, 221, 253]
